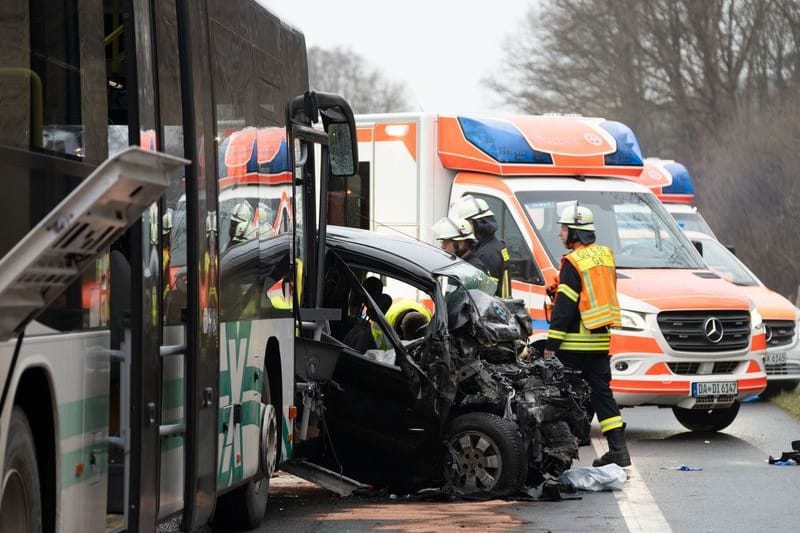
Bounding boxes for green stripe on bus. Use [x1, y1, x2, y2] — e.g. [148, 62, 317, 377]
[161, 435, 185, 453]
[162, 378, 184, 411]
[58, 395, 110, 440]
[282, 417, 292, 458]
[219, 367, 261, 399]
[242, 400, 261, 426]
[60, 443, 109, 490]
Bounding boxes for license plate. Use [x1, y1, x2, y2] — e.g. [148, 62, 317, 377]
[692, 381, 738, 397]
[765, 352, 787, 365]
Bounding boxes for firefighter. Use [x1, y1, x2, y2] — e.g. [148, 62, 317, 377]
[453, 196, 511, 298]
[431, 216, 489, 273]
[385, 299, 432, 337]
[229, 200, 257, 246]
[542, 205, 630, 467]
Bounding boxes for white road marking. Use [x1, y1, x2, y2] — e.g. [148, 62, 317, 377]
[591, 436, 673, 533]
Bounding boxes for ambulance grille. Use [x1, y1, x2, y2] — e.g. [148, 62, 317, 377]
[657, 311, 750, 352]
[693, 394, 737, 408]
[667, 361, 741, 375]
[764, 320, 796, 348]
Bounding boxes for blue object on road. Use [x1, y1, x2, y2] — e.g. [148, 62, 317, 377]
[743, 395, 760, 403]
[771, 459, 797, 466]
[661, 465, 703, 471]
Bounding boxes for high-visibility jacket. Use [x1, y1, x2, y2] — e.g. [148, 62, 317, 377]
[564, 244, 621, 330]
[546, 244, 621, 352]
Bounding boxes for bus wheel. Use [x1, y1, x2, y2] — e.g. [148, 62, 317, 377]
[0, 407, 42, 533]
[672, 401, 740, 432]
[212, 393, 276, 529]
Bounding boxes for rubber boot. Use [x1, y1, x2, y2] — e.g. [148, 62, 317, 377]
[592, 425, 631, 467]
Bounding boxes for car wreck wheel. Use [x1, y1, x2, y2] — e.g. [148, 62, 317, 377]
[444, 412, 526, 498]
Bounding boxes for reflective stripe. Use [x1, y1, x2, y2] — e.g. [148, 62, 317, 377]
[548, 329, 567, 340]
[560, 341, 611, 351]
[599, 415, 624, 433]
[557, 284, 579, 302]
[563, 332, 610, 342]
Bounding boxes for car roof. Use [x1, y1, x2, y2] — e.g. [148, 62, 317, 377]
[325, 225, 460, 284]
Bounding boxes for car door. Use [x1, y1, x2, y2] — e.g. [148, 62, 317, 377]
[319, 259, 439, 486]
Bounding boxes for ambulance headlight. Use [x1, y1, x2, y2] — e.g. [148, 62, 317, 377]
[750, 307, 763, 331]
[619, 309, 647, 331]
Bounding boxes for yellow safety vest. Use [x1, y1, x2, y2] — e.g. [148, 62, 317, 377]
[563, 244, 621, 330]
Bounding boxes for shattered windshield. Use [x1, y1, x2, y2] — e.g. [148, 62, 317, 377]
[517, 190, 705, 269]
[434, 261, 497, 295]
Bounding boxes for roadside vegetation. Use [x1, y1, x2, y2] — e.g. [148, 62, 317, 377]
[772, 391, 800, 421]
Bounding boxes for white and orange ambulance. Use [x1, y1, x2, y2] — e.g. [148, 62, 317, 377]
[639, 157, 718, 237]
[641, 158, 800, 395]
[347, 113, 767, 431]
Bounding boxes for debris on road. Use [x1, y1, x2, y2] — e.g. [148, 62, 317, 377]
[768, 439, 800, 465]
[559, 464, 627, 492]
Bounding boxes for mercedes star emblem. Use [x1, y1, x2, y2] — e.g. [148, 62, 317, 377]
[703, 317, 724, 343]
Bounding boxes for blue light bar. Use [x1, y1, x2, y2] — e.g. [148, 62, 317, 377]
[600, 121, 643, 166]
[260, 138, 291, 174]
[216, 133, 291, 178]
[662, 161, 694, 194]
[459, 117, 553, 164]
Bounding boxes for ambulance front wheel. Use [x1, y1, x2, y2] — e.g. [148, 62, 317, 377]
[0, 407, 42, 533]
[672, 401, 740, 432]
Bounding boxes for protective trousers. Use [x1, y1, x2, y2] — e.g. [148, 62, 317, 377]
[556, 350, 623, 434]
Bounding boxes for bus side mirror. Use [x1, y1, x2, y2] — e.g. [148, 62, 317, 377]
[692, 240, 703, 256]
[289, 91, 358, 177]
[323, 121, 356, 177]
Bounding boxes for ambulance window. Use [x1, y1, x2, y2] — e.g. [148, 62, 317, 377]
[470, 194, 543, 285]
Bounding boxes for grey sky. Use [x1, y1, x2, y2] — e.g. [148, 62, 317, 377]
[264, 0, 530, 113]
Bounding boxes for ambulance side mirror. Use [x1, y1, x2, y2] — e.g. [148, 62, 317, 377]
[692, 240, 703, 256]
[725, 244, 736, 255]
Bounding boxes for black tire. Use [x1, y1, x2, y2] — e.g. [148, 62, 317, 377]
[0, 407, 42, 533]
[212, 382, 277, 531]
[672, 401, 740, 432]
[760, 381, 799, 399]
[444, 412, 526, 498]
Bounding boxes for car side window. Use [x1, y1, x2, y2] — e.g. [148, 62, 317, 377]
[322, 255, 433, 355]
[469, 194, 543, 285]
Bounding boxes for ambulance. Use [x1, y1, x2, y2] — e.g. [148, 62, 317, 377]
[641, 158, 800, 395]
[348, 113, 768, 431]
[639, 158, 718, 237]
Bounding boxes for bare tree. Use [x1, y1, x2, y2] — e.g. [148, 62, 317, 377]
[307, 46, 411, 114]
[487, 0, 794, 161]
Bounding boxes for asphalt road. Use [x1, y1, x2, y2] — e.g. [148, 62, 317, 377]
[254, 398, 800, 533]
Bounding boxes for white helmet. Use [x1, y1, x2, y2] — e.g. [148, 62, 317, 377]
[558, 205, 596, 231]
[432, 216, 475, 241]
[454, 195, 493, 220]
[230, 201, 256, 243]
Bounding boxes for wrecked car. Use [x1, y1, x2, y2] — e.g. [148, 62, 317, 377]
[285, 226, 590, 497]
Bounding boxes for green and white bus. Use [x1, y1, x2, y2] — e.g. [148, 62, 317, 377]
[0, 1, 357, 531]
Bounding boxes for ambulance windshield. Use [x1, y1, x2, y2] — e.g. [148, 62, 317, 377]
[517, 190, 705, 269]
[669, 210, 718, 239]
